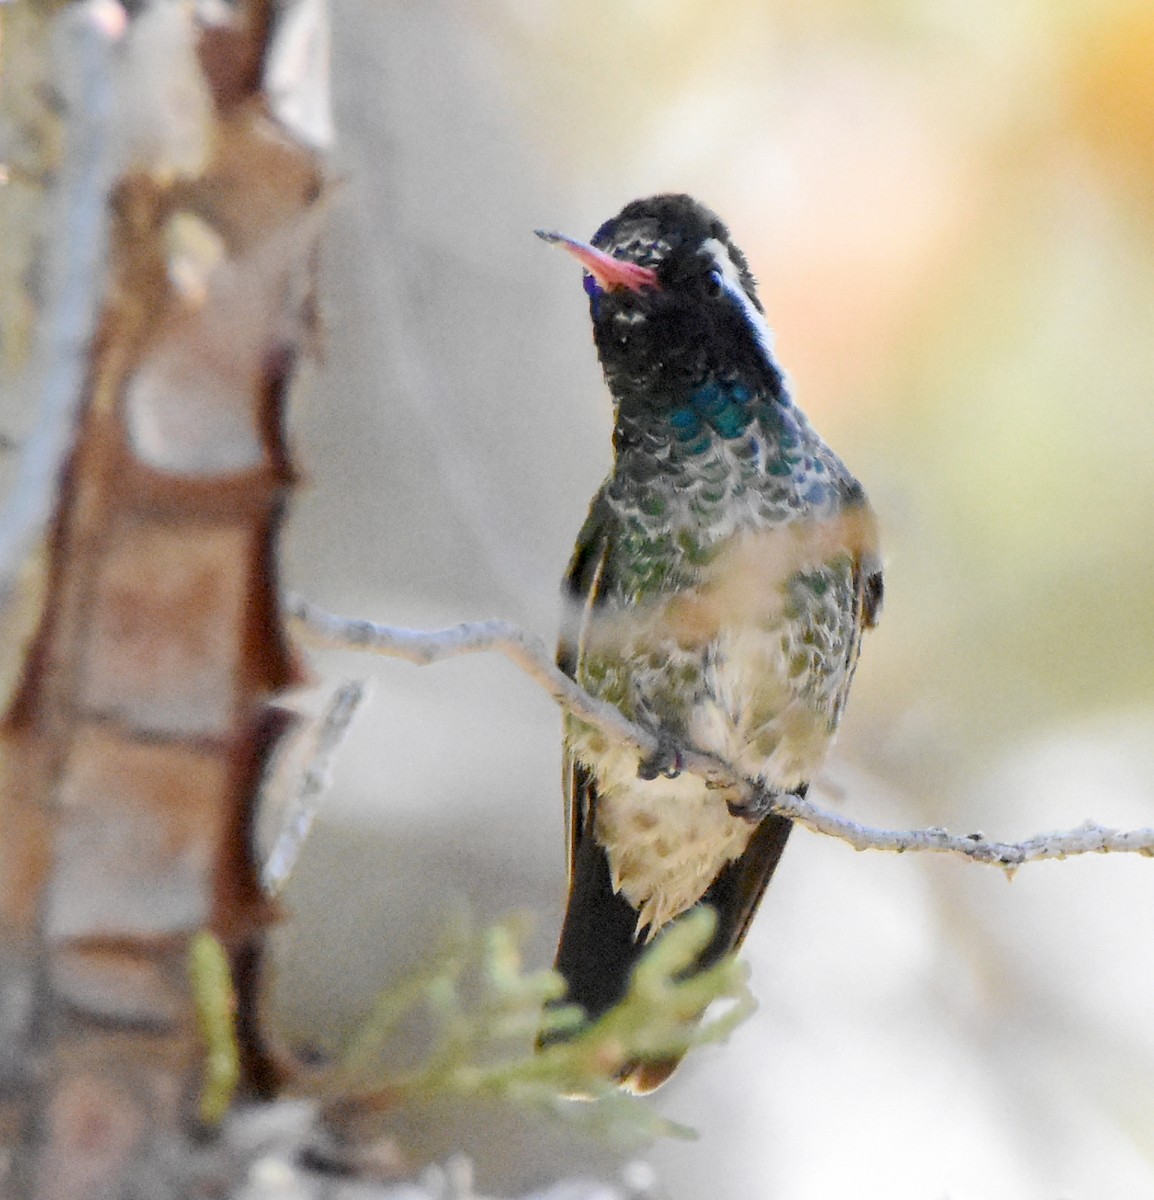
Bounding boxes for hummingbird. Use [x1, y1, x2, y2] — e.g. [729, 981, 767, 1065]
[536, 195, 883, 1093]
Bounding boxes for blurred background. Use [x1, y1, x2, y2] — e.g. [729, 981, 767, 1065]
[274, 1, 1154, 1196]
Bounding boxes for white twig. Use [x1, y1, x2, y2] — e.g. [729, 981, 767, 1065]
[287, 596, 734, 788]
[261, 678, 370, 896]
[768, 794, 1154, 876]
[287, 597, 1154, 875]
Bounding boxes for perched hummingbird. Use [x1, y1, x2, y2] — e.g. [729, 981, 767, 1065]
[537, 195, 883, 1093]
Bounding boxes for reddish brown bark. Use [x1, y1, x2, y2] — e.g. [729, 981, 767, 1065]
[0, 4, 324, 1195]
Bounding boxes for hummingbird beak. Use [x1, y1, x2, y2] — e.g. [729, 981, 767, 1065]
[536, 230, 660, 293]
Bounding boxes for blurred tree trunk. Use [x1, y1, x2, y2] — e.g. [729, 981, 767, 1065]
[0, 1, 326, 1194]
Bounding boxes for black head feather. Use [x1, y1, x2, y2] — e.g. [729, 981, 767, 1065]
[581, 194, 782, 410]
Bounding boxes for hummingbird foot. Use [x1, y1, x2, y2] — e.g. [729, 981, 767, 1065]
[726, 781, 786, 823]
[637, 735, 683, 781]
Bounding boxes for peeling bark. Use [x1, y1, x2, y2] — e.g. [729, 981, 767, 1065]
[0, 1, 326, 1194]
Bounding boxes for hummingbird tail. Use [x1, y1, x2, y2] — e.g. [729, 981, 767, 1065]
[539, 793, 795, 1093]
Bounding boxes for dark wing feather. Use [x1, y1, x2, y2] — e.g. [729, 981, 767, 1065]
[557, 487, 614, 677]
[701, 807, 794, 963]
[544, 494, 648, 1070]
[862, 568, 884, 629]
[549, 763, 649, 1027]
[557, 488, 614, 872]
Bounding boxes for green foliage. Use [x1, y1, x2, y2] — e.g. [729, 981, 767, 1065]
[188, 930, 241, 1126]
[326, 907, 756, 1143]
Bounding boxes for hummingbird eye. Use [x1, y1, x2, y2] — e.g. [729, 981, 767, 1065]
[704, 268, 724, 299]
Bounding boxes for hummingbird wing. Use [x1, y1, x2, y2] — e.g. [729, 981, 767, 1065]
[547, 490, 661, 1072]
[830, 492, 884, 725]
[543, 492, 658, 1080]
[556, 487, 616, 871]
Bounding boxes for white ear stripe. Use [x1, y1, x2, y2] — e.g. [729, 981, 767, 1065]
[702, 237, 776, 365]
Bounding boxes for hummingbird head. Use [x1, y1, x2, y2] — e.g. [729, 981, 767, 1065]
[537, 194, 783, 409]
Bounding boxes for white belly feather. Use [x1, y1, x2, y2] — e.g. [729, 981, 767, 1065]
[571, 623, 835, 938]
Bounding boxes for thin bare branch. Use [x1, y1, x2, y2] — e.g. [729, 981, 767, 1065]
[262, 679, 371, 896]
[288, 596, 736, 788]
[769, 793, 1154, 876]
[287, 597, 1154, 874]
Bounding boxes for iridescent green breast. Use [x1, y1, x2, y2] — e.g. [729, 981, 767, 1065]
[604, 376, 843, 602]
